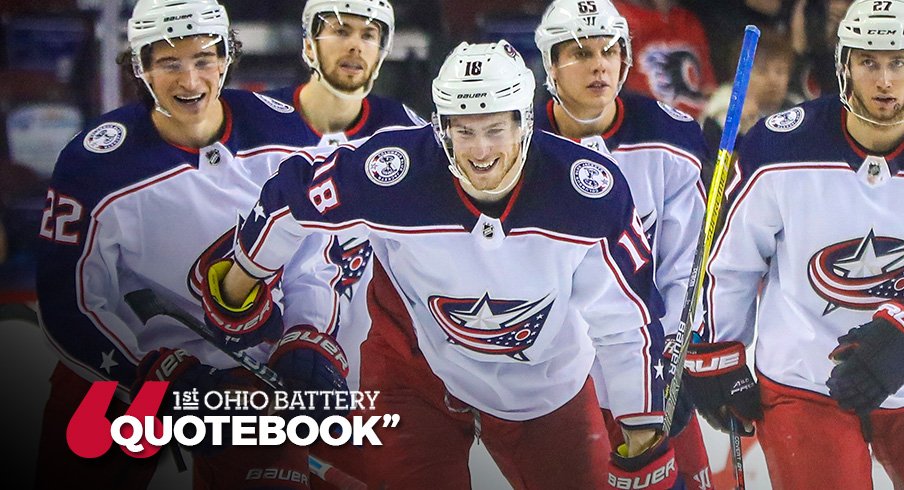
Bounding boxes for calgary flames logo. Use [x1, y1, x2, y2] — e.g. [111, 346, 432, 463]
[808, 229, 904, 314]
[428, 292, 555, 361]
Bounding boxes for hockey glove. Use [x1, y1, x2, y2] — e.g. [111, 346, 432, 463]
[662, 335, 697, 438]
[605, 436, 683, 490]
[683, 341, 761, 436]
[201, 259, 283, 351]
[827, 302, 904, 413]
[268, 325, 350, 422]
[133, 348, 264, 453]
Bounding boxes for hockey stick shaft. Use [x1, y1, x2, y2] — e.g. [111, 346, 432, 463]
[661, 25, 759, 490]
[124, 288, 366, 490]
[662, 23, 760, 432]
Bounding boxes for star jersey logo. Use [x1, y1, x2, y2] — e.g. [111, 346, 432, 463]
[807, 229, 904, 314]
[428, 292, 556, 361]
[328, 237, 373, 300]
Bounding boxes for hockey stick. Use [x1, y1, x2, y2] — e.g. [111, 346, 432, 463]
[661, 25, 760, 490]
[124, 288, 366, 490]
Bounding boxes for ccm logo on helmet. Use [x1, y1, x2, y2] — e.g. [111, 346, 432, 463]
[867, 29, 897, 35]
[685, 352, 742, 374]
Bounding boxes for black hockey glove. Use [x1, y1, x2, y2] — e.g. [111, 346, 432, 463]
[201, 259, 284, 350]
[605, 435, 684, 490]
[268, 325, 350, 422]
[683, 341, 762, 436]
[827, 302, 904, 413]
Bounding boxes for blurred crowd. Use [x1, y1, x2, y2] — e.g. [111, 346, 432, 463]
[0, 0, 855, 302]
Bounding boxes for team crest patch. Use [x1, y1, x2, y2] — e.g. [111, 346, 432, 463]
[83, 122, 126, 153]
[570, 159, 613, 198]
[253, 92, 295, 113]
[656, 101, 694, 122]
[366, 147, 409, 187]
[766, 107, 805, 132]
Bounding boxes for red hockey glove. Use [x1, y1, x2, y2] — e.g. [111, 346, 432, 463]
[683, 341, 761, 436]
[605, 436, 681, 490]
[201, 259, 283, 350]
[268, 325, 350, 422]
[828, 302, 904, 413]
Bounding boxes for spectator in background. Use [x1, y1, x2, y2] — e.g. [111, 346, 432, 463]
[683, 0, 788, 85]
[700, 29, 796, 185]
[789, 0, 854, 100]
[614, 0, 716, 119]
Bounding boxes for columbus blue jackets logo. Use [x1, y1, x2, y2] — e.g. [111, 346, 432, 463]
[571, 159, 613, 198]
[253, 92, 295, 113]
[766, 107, 804, 132]
[328, 236, 373, 300]
[808, 229, 904, 314]
[428, 292, 555, 361]
[366, 147, 409, 187]
[83, 122, 126, 153]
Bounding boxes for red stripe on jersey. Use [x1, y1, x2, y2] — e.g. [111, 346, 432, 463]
[599, 237, 652, 325]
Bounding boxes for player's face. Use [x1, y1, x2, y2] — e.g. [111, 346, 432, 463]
[448, 112, 522, 191]
[550, 36, 623, 114]
[308, 14, 383, 92]
[848, 49, 904, 123]
[145, 35, 226, 122]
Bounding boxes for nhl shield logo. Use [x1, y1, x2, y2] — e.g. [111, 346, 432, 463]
[366, 147, 410, 187]
[206, 148, 221, 166]
[570, 159, 613, 198]
[83, 122, 127, 153]
[253, 92, 295, 113]
[766, 107, 805, 132]
[807, 229, 904, 314]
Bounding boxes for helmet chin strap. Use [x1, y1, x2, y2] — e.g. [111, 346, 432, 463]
[843, 97, 904, 127]
[553, 92, 607, 124]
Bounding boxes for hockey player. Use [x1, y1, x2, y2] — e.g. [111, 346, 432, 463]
[533, 1, 712, 487]
[264, 0, 425, 394]
[34, 1, 341, 488]
[259, 2, 426, 485]
[684, 0, 904, 488]
[201, 39, 683, 489]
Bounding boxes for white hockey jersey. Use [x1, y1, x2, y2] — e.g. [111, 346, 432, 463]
[232, 125, 667, 424]
[703, 96, 904, 408]
[36, 90, 326, 394]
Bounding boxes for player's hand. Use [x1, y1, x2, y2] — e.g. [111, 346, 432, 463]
[133, 348, 264, 453]
[605, 433, 683, 490]
[827, 302, 904, 413]
[268, 325, 350, 422]
[683, 341, 761, 436]
[201, 258, 283, 350]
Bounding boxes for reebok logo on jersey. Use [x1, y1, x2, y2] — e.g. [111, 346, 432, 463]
[428, 292, 556, 361]
[253, 93, 295, 113]
[570, 159, 613, 198]
[657, 101, 694, 122]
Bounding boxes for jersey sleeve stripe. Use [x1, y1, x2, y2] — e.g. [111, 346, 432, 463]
[599, 237, 652, 325]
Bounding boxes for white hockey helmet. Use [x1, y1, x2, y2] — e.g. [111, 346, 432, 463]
[432, 40, 536, 197]
[302, 0, 395, 99]
[535, 0, 632, 101]
[836, 0, 904, 124]
[127, 0, 232, 115]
